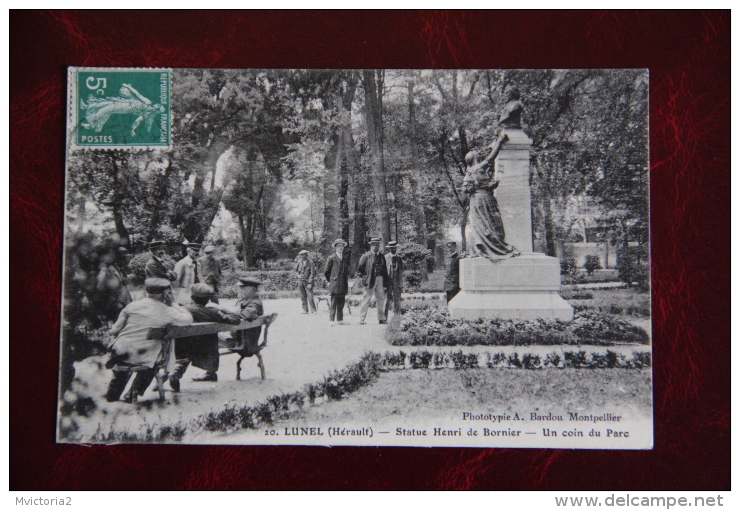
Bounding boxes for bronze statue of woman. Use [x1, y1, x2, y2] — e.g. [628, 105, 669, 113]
[462, 132, 520, 261]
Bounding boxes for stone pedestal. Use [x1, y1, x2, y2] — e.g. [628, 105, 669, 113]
[495, 128, 534, 253]
[449, 254, 573, 321]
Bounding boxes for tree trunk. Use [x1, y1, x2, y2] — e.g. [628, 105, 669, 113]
[147, 158, 174, 241]
[338, 75, 357, 244]
[351, 185, 366, 272]
[362, 69, 391, 247]
[458, 126, 469, 161]
[407, 80, 428, 279]
[109, 155, 131, 247]
[544, 198, 558, 258]
[245, 213, 255, 267]
[322, 133, 340, 253]
[183, 141, 229, 243]
[238, 213, 248, 269]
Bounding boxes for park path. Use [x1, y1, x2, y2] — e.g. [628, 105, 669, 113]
[72, 296, 396, 440]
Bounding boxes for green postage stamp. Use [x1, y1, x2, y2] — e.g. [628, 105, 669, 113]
[68, 67, 171, 149]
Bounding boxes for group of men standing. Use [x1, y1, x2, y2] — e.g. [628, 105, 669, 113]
[299, 237, 403, 326]
[146, 240, 222, 305]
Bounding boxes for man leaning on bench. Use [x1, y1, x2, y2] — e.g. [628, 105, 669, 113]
[105, 275, 274, 403]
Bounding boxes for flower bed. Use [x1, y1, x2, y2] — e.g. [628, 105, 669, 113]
[378, 349, 651, 371]
[387, 308, 649, 347]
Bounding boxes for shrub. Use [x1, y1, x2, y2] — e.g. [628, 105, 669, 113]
[561, 290, 594, 300]
[397, 242, 432, 266]
[560, 257, 583, 284]
[617, 245, 650, 289]
[386, 308, 649, 347]
[404, 272, 423, 289]
[584, 255, 603, 275]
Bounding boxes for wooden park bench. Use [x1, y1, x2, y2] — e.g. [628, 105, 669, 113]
[144, 313, 278, 401]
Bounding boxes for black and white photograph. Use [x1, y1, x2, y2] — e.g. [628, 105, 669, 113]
[59, 68, 651, 448]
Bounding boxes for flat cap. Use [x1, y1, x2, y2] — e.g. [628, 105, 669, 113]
[332, 238, 347, 247]
[203, 245, 217, 253]
[149, 240, 165, 248]
[190, 283, 215, 297]
[446, 241, 457, 247]
[298, 250, 309, 255]
[237, 276, 262, 287]
[386, 241, 397, 248]
[145, 278, 172, 293]
[369, 237, 381, 244]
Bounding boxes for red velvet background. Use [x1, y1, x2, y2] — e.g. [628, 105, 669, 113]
[10, 11, 730, 490]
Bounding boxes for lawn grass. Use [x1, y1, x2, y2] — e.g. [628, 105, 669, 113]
[283, 368, 652, 426]
[565, 287, 650, 317]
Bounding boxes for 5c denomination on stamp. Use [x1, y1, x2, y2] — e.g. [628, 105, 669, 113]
[68, 67, 171, 150]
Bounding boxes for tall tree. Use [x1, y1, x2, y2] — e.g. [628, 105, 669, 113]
[362, 69, 391, 246]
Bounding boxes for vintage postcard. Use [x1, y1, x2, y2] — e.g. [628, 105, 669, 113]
[59, 68, 651, 448]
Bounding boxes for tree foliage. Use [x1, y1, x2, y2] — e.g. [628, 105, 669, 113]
[67, 69, 649, 281]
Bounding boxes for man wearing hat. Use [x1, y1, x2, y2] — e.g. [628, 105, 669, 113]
[105, 278, 193, 403]
[384, 241, 403, 316]
[324, 239, 350, 325]
[222, 275, 265, 355]
[146, 240, 177, 281]
[444, 241, 461, 303]
[173, 242, 201, 305]
[198, 245, 221, 304]
[295, 249, 316, 314]
[168, 283, 241, 389]
[357, 237, 389, 325]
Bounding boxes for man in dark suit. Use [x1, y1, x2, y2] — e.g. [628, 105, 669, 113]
[357, 237, 388, 325]
[295, 249, 316, 314]
[198, 245, 221, 304]
[169, 283, 241, 389]
[145, 240, 176, 281]
[444, 241, 461, 303]
[324, 238, 350, 325]
[384, 241, 403, 316]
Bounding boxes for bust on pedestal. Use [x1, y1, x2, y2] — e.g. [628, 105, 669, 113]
[449, 86, 573, 321]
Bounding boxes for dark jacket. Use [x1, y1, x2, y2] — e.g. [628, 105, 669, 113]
[295, 258, 315, 285]
[443, 252, 461, 292]
[145, 255, 176, 281]
[235, 297, 265, 356]
[357, 250, 388, 288]
[324, 252, 349, 295]
[198, 255, 221, 287]
[385, 252, 403, 285]
[178, 304, 241, 372]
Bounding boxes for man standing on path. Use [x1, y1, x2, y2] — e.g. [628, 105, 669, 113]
[324, 239, 350, 325]
[295, 249, 316, 314]
[357, 237, 388, 325]
[173, 243, 201, 305]
[444, 241, 461, 303]
[384, 241, 403, 317]
[145, 240, 177, 281]
[169, 283, 241, 389]
[198, 245, 221, 304]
